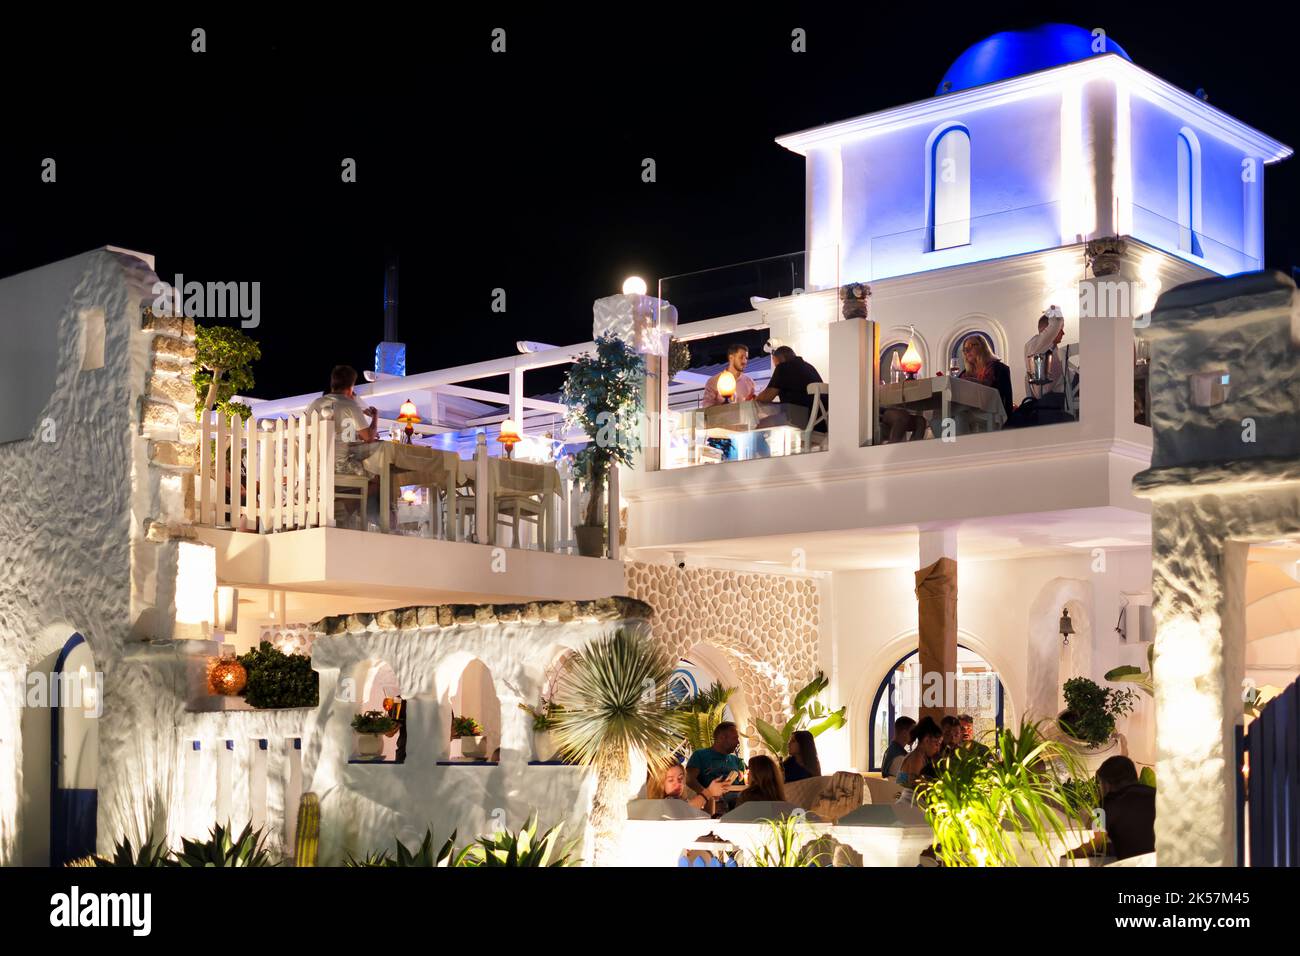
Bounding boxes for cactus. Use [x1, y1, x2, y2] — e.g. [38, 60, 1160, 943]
[294, 793, 320, 867]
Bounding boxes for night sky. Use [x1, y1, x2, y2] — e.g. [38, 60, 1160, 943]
[2, 8, 1298, 400]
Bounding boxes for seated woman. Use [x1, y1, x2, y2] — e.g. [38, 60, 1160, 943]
[647, 761, 728, 814]
[781, 729, 822, 783]
[736, 755, 787, 806]
[957, 336, 1013, 421]
[895, 716, 944, 805]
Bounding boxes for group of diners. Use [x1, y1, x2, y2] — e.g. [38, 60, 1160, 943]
[645, 721, 823, 818]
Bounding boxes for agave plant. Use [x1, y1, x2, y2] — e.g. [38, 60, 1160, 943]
[171, 822, 277, 867]
[462, 812, 581, 867]
[345, 828, 476, 867]
[918, 719, 1096, 867]
[549, 627, 681, 866]
[751, 670, 846, 759]
[92, 835, 172, 867]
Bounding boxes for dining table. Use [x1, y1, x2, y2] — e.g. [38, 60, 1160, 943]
[455, 455, 562, 550]
[879, 374, 1006, 436]
[351, 441, 460, 534]
[687, 401, 810, 460]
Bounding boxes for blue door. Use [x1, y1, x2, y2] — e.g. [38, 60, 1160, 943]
[50, 633, 97, 865]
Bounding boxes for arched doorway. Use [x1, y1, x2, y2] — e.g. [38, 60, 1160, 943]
[21, 633, 99, 865]
[867, 644, 1004, 772]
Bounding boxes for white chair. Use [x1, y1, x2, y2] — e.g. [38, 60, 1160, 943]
[446, 479, 477, 542]
[333, 473, 369, 529]
[496, 493, 545, 548]
[804, 383, 829, 450]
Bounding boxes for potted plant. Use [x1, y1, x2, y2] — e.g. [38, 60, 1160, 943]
[519, 697, 563, 761]
[750, 670, 847, 759]
[1058, 676, 1136, 748]
[561, 333, 645, 557]
[451, 714, 486, 759]
[352, 710, 397, 758]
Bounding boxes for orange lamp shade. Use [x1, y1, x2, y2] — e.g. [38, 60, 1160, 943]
[397, 399, 420, 425]
[209, 657, 247, 696]
[500, 418, 521, 442]
[717, 370, 737, 399]
[900, 341, 924, 375]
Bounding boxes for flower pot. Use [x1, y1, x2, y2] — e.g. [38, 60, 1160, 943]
[575, 525, 605, 558]
[459, 735, 487, 759]
[356, 733, 384, 757]
[533, 729, 555, 762]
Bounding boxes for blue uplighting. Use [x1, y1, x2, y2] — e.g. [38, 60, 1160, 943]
[937, 24, 1132, 95]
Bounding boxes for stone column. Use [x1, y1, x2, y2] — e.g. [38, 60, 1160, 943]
[916, 528, 958, 724]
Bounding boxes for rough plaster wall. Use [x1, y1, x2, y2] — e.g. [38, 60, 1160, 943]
[624, 561, 821, 737]
[301, 604, 641, 864]
[0, 251, 159, 863]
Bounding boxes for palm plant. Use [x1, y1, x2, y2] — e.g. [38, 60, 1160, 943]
[918, 718, 1096, 867]
[171, 822, 277, 867]
[462, 812, 581, 867]
[672, 681, 735, 755]
[549, 627, 681, 866]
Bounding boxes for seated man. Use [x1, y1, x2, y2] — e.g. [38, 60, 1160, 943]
[1066, 756, 1156, 861]
[306, 365, 381, 521]
[879, 715, 915, 778]
[958, 713, 990, 759]
[754, 346, 826, 430]
[685, 721, 746, 798]
[701, 343, 757, 406]
[1023, 305, 1066, 407]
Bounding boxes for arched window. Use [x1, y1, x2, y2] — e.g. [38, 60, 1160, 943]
[868, 644, 1004, 771]
[1177, 129, 1203, 257]
[930, 126, 971, 251]
[948, 330, 996, 374]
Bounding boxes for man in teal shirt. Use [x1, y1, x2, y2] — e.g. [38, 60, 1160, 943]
[686, 722, 745, 797]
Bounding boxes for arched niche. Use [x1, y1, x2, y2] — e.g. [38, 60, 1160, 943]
[434, 653, 502, 761]
[1025, 577, 1092, 720]
[351, 658, 403, 763]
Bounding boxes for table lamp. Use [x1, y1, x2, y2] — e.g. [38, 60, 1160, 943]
[717, 370, 737, 403]
[397, 399, 420, 444]
[499, 418, 521, 459]
[900, 339, 923, 380]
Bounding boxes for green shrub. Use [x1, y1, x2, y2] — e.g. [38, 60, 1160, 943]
[351, 710, 397, 734]
[237, 641, 319, 709]
[1060, 677, 1135, 746]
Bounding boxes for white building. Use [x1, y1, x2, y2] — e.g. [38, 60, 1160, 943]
[0, 24, 1296, 867]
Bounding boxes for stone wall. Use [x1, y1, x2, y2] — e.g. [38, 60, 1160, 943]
[624, 561, 821, 738]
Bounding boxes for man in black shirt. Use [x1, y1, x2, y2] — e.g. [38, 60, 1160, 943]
[755, 346, 826, 430]
[1065, 755, 1155, 861]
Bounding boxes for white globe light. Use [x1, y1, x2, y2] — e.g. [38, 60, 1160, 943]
[622, 276, 648, 296]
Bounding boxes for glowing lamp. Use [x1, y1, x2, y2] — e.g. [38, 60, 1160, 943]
[499, 418, 522, 459]
[717, 370, 737, 402]
[209, 650, 247, 696]
[900, 340, 924, 378]
[397, 399, 420, 444]
[622, 276, 648, 296]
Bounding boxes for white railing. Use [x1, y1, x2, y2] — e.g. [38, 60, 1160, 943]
[195, 411, 336, 532]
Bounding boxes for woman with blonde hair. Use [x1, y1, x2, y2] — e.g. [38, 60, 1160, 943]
[957, 334, 1013, 421]
[735, 754, 786, 805]
[647, 761, 728, 813]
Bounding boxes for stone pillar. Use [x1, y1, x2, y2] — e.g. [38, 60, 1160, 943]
[916, 528, 958, 724]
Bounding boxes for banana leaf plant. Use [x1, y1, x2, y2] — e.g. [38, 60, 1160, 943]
[1104, 643, 1154, 697]
[750, 671, 846, 759]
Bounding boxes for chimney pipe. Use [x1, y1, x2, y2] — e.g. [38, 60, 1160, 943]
[383, 257, 399, 342]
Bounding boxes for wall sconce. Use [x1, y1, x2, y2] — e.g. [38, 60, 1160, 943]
[499, 418, 521, 459]
[397, 399, 420, 443]
[717, 370, 737, 403]
[1060, 607, 1075, 645]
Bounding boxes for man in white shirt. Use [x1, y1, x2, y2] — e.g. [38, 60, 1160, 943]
[1023, 306, 1066, 401]
[701, 344, 757, 406]
[305, 365, 380, 475]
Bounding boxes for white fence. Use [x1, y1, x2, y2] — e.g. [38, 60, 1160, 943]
[195, 411, 336, 532]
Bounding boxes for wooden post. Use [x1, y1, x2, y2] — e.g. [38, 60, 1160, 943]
[474, 432, 490, 545]
[321, 409, 336, 528]
[198, 410, 212, 525]
[243, 415, 259, 531]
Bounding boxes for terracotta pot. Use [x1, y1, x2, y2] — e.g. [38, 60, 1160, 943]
[575, 525, 605, 558]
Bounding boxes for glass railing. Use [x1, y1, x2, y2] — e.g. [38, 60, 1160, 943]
[657, 247, 839, 324]
[1128, 203, 1260, 276]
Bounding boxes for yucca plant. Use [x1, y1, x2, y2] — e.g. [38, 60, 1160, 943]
[550, 627, 681, 866]
[463, 812, 581, 867]
[745, 814, 829, 867]
[918, 718, 1095, 867]
[345, 828, 475, 867]
[171, 822, 277, 867]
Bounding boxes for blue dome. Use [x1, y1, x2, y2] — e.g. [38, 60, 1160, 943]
[937, 24, 1132, 95]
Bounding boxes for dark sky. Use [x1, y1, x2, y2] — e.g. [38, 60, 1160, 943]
[2, 7, 1298, 400]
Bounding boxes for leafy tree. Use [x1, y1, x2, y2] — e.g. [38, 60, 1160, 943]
[561, 333, 645, 527]
[194, 324, 260, 421]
